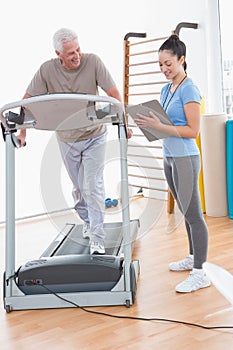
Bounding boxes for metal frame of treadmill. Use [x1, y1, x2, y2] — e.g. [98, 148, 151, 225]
[0, 93, 140, 312]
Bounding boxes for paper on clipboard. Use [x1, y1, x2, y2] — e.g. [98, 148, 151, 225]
[126, 99, 173, 141]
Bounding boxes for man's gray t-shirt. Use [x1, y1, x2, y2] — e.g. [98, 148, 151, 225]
[26, 53, 116, 142]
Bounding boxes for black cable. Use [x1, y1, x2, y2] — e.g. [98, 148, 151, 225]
[39, 284, 233, 331]
[10, 272, 233, 330]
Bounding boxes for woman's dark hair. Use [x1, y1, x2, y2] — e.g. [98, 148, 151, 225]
[159, 34, 187, 72]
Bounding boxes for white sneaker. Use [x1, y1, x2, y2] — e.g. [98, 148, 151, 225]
[169, 256, 194, 271]
[82, 223, 90, 239]
[175, 270, 211, 293]
[90, 241, 105, 255]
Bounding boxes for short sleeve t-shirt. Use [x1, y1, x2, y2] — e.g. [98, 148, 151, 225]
[160, 78, 201, 157]
[26, 53, 116, 142]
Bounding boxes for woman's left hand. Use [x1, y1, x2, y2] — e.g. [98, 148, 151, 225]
[135, 111, 162, 129]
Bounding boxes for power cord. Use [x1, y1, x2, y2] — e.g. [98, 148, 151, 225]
[10, 271, 233, 330]
[38, 283, 233, 331]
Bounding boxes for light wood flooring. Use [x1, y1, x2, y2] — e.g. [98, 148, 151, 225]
[1, 198, 233, 350]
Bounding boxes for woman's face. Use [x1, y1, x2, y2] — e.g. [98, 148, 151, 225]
[159, 49, 185, 81]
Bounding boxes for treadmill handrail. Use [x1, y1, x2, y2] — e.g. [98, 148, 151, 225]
[0, 93, 125, 131]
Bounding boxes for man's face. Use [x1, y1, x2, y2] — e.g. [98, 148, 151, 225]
[56, 40, 82, 70]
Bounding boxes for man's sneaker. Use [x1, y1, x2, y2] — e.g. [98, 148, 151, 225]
[82, 223, 90, 239]
[175, 270, 211, 293]
[169, 255, 194, 271]
[90, 241, 105, 255]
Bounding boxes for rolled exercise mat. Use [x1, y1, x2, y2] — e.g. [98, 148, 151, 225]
[200, 114, 228, 217]
[226, 119, 233, 218]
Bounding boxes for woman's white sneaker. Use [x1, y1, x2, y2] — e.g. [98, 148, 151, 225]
[175, 270, 211, 293]
[169, 255, 194, 271]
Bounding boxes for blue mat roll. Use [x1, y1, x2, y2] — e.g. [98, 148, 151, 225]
[226, 119, 233, 219]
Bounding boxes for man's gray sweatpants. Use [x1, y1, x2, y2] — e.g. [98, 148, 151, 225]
[58, 132, 107, 244]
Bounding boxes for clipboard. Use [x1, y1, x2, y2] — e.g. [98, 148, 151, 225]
[126, 99, 173, 141]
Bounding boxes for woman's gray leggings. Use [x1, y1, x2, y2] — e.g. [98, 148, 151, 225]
[164, 155, 208, 269]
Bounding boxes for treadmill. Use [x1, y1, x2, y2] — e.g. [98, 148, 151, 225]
[0, 93, 140, 312]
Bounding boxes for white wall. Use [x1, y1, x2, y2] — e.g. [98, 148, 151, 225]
[0, 0, 221, 221]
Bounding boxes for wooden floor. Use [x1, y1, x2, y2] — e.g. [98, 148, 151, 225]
[1, 198, 233, 349]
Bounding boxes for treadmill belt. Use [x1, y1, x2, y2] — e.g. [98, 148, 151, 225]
[41, 220, 139, 258]
[55, 222, 123, 256]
